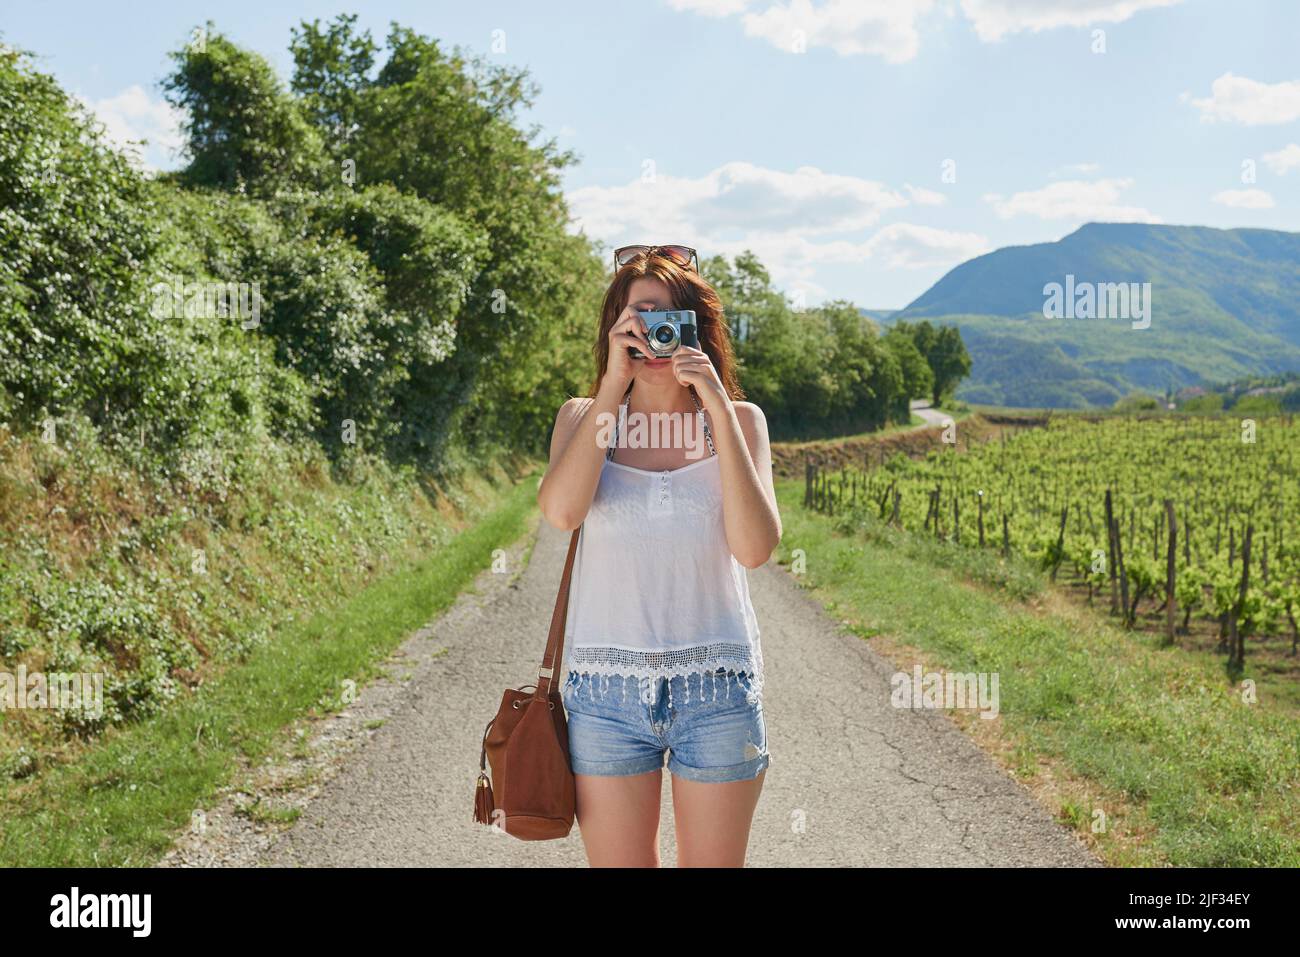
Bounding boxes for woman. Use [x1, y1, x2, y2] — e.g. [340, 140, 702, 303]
[537, 244, 782, 867]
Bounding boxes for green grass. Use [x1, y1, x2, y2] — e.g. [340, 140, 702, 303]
[774, 478, 1300, 867]
[0, 473, 539, 866]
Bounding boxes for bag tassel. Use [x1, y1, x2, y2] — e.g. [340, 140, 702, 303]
[474, 772, 495, 825]
[474, 718, 495, 825]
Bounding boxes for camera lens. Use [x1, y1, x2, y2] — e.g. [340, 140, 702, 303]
[655, 326, 674, 344]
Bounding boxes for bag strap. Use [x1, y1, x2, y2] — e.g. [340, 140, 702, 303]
[536, 524, 582, 699]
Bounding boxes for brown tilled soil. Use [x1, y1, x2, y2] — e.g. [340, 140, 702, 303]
[769, 412, 1049, 480]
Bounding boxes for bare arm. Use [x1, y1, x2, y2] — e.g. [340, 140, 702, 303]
[706, 399, 782, 568]
[669, 344, 781, 567]
[538, 302, 653, 530]
[537, 382, 626, 530]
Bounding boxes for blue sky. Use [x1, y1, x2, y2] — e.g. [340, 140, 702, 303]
[3, 0, 1298, 307]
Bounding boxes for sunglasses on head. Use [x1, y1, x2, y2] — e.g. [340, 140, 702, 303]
[613, 244, 699, 273]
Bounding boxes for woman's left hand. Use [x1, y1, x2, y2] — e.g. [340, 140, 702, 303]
[671, 346, 729, 411]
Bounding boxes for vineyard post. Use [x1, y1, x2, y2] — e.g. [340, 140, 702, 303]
[977, 490, 985, 547]
[1050, 506, 1067, 582]
[1104, 489, 1119, 616]
[804, 458, 812, 508]
[1232, 524, 1253, 668]
[1287, 592, 1298, 656]
[1113, 513, 1131, 627]
[1163, 499, 1177, 646]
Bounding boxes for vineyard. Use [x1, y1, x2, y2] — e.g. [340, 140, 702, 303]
[804, 414, 1300, 670]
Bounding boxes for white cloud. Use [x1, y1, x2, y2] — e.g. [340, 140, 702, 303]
[695, 226, 988, 287]
[568, 161, 908, 241]
[1262, 143, 1300, 175]
[740, 0, 936, 63]
[862, 222, 992, 267]
[904, 183, 947, 205]
[1188, 73, 1300, 126]
[960, 0, 1183, 42]
[1211, 188, 1275, 209]
[664, 0, 938, 62]
[665, 0, 1181, 60]
[566, 162, 986, 288]
[983, 178, 1161, 222]
[76, 85, 185, 171]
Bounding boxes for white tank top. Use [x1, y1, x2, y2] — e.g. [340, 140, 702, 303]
[562, 394, 765, 706]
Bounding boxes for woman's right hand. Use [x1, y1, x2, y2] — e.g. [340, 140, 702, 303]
[603, 302, 654, 392]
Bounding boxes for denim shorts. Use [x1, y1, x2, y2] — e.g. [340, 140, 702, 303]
[561, 668, 770, 784]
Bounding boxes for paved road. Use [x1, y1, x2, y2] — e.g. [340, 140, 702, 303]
[909, 398, 953, 428]
[259, 512, 1099, 867]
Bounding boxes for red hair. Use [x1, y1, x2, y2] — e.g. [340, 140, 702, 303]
[588, 253, 744, 401]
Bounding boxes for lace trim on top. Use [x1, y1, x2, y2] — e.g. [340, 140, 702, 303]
[563, 640, 765, 708]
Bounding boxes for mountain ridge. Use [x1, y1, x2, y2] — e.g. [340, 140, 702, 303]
[887, 223, 1300, 408]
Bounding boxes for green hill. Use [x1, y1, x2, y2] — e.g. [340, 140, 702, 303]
[890, 223, 1300, 408]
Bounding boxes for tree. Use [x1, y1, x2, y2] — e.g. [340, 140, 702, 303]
[290, 14, 378, 150]
[288, 18, 602, 461]
[884, 324, 934, 417]
[163, 24, 327, 195]
[926, 325, 972, 405]
[891, 319, 971, 406]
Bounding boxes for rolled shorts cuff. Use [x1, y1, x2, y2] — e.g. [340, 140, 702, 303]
[667, 749, 770, 784]
[568, 753, 665, 778]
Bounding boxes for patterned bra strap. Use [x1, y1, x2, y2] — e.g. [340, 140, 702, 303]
[606, 389, 716, 460]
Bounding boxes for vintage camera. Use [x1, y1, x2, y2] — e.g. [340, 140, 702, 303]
[629, 309, 698, 359]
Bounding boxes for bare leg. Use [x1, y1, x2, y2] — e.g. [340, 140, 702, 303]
[671, 768, 766, 867]
[574, 768, 664, 867]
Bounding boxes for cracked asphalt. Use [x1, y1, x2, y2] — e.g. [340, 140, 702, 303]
[260, 513, 1101, 867]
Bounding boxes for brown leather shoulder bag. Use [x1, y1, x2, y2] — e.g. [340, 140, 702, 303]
[473, 525, 580, 839]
